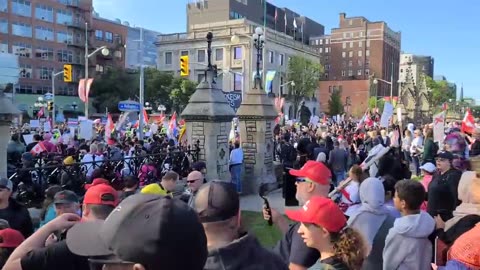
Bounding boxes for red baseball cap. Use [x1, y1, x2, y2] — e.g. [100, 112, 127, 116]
[0, 228, 25, 248]
[289, 161, 331, 185]
[83, 183, 119, 207]
[85, 178, 110, 190]
[285, 197, 346, 233]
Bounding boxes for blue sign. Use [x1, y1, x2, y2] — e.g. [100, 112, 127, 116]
[44, 93, 53, 101]
[118, 101, 140, 112]
[223, 91, 242, 112]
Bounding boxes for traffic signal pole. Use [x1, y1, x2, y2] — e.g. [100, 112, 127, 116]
[51, 70, 64, 125]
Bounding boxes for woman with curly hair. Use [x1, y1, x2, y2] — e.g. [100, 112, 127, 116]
[286, 196, 367, 270]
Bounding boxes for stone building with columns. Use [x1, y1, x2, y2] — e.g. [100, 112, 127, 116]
[155, 18, 321, 118]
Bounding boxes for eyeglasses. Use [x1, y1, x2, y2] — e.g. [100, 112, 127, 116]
[295, 177, 312, 183]
[186, 179, 202, 184]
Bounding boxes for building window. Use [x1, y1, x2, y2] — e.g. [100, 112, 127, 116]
[325, 39, 329, 45]
[278, 54, 284, 66]
[0, 19, 7, 34]
[34, 86, 51, 95]
[349, 42, 353, 48]
[35, 26, 54, 41]
[38, 66, 53, 80]
[348, 70, 353, 76]
[105, 32, 113, 43]
[315, 39, 319, 45]
[12, 22, 32, 37]
[324, 73, 328, 78]
[0, 40, 7, 53]
[342, 51, 346, 58]
[12, 42, 32, 58]
[15, 85, 33, 94]
[268, 51, 274, 63]
[12, 0, 31, 17]
[164, 52, 172, 65]
[197, 74, 205, 83]
[342, 42, 346, 49]
[95, 30, 103, 40]
[366, 50, 370, 57]
[56, 9, 72, 24]
[349, 51, 353, 57]
[319, 39, 323, 45]
[56, 31, 72, 43]
[233, 46, 242, 59]
[348, 60, 352, 67]
[35, 4, 53, 22]
[0, 0, 7, 12]
[180, 50, 188, 56]
[365, 60, 370, 67]
[366, 40, 370, 47]
[57, 49, 73, 63]
[342, 61, 346, 67]
[114, 50, 122, 59]
[229, 11, 244, 19]
[19, 64, 32, 78]
[234, 73, 242, 91]
[358, 50, 362, 57]
[318, 48, 323, 53]
[325, 47, 329, 53]
[357, 59, 363, 67]
[341, 70, 346, 77]
[35, 47, 54, 60]
[215, 48, 223, 61]
[325, 64, 330, 70]
[359, 41, 362, 47]
[357, 69, 362, 76]
[365, 69, 370, 75]
[197, 50, 206, 62]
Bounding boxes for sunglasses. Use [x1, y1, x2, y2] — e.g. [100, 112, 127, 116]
[186, 178, 201, 184]
[295, 177, 312, 183]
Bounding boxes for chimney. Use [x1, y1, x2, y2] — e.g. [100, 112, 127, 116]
[339, 12, 346, 22]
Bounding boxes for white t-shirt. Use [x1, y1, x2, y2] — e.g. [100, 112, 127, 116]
[341, 181, 360, 205]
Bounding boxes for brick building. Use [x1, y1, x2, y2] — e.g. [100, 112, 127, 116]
[311, 13, 401, 115]
[0, 0, 125, 117]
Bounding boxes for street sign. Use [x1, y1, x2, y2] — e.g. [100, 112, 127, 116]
[44, 93, 53, 101]
[118, 101, 140, 112]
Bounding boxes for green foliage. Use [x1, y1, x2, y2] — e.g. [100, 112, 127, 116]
[328, 90, 344, 116]
[241, 211, 282, 248]
[425, 76, 455, 109]
[91, 68, 198, 114]
[368, 97, 385, 112]
[287, 55, 323, 117]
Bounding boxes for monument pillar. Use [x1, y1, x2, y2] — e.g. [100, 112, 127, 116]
[181, 32, 236, 181]
[236, 27, 278, 195]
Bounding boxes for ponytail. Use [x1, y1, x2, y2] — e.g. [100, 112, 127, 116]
[330, 227, 367, 270]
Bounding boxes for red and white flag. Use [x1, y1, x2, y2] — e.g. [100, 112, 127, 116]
[442, 102, 449, 111]
[30, 141, 47, 155]
[143, 109, 149, 124]
[37, 107, 44, 118]
[78, 78, 94, 103]
[461, 109, 475, 134]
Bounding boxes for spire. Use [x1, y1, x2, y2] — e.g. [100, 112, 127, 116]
[460, 82, 464, 102]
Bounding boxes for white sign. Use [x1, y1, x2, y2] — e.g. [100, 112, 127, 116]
[79, 120, 93, 140]
[397, 108, 402, 123]
[380, 102, 394, 128]
[433, 111, 445, 144]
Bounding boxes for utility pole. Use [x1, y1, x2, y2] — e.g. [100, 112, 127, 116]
[138, 28, 145, 140]
[84, 22, 89, 118]
[51, 70, 64, 125]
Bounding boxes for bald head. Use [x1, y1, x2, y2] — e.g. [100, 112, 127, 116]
[187, 171, 204, 192]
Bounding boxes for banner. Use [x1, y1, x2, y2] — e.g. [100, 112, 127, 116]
[380, 102, 394, 128]
[265, 70, 276, 93]
[433, 111, 445, 144]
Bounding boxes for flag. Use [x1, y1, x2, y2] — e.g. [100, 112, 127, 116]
[461, 109, 475, 134]
[85, 78, 94, 102]
[105, 113, 114, 141]
[178, 124, 187, 145]
[78, 79, 86, 102]
[293, 18, 297, 29]
[442, 102, 448, 111]
[284, 12, 287, 33]
[37, 107, 44, 118]
[433, 111, 445, 143]
[30, 141, 47, 156]
[142, 109, 149, 124]
[168, 112, 178, 138]
[274, 8, 278, 21]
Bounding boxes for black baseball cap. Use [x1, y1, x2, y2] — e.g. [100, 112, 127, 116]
[66, 194, 207, 269]
[437, 151, 455, 160]
[195, 181, 240, 223]
[53, 190, 79, 204]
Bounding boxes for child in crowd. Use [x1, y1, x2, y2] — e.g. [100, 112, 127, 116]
[383, 179, 435, 270]
[419, 162, 436, 210]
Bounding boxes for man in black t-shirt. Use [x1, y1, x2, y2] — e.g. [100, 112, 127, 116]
[264, 161, 332, 269]
[3, 183, 119, 270]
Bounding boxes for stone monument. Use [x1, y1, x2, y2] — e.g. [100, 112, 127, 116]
[0, 89, 20, 178]
[236, 27, 278, 195]
[181, 32, 236, 181]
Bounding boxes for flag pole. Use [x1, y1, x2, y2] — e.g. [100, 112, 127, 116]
[262, 0, 267, 89]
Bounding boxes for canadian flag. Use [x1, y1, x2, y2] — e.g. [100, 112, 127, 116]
[30, 141, 47, 156]
[462, 109, 475, 134]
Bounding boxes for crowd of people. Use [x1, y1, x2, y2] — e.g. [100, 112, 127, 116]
[0, 117, 479, 269]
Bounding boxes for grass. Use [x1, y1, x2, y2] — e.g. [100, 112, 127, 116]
[241, 211, 283, 248]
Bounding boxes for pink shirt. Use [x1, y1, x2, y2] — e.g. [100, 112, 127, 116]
[42, 140, 57, 153]
[420, 174, 433, 210]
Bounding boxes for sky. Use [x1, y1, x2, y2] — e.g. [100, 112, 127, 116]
[93, 0, 480, 101]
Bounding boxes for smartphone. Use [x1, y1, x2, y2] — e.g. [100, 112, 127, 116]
[262, 196, 273, 226]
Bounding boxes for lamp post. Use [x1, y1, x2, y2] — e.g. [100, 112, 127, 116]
[144, 102, 152, 112]
[72, 101, 78, 111]
[84, 22, 110, 119]
[279, 81, 295, 96]
[0, 88, 20, 178]
[252, 27, 265, 89]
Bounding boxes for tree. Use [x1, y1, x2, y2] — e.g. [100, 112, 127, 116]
[144, 68, 174, 111]
[90, 68, 139, 113]
[425, 76, 455, 109]
[328, 89, 344, 116]
[169, 78, 197, 113]
[368, 97, 385, 112]
[287, 55, 323, 117]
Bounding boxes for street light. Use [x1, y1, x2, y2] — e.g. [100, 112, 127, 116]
[279, 81, 295, 96]
[144, 102, 152, 111]
[72, 101, 77, 111]
[84, 22, 110, 119]
[157, 104, 166, 113]
[252, 26, 265, 89]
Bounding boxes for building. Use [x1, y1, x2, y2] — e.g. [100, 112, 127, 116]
[399, 53, 434, 86]
[90, 15, 127, 72]
[156, 18, 321, 117]
[0, 52, 18, 91]
[0, 0, 125, 118]
[125, 25, 161, 69]
[187, 0, 325, 45]
[314, 13, 401, 115]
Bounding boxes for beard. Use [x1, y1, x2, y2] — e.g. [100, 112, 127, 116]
[295, 193, 306, 206]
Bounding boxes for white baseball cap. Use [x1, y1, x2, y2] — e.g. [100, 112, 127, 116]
[419, 163, 436, 173]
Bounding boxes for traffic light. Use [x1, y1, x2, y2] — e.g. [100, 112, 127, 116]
[180, 55, 189, 76]
[47, 101, 53, 111]
[63, 64, 72, 82]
